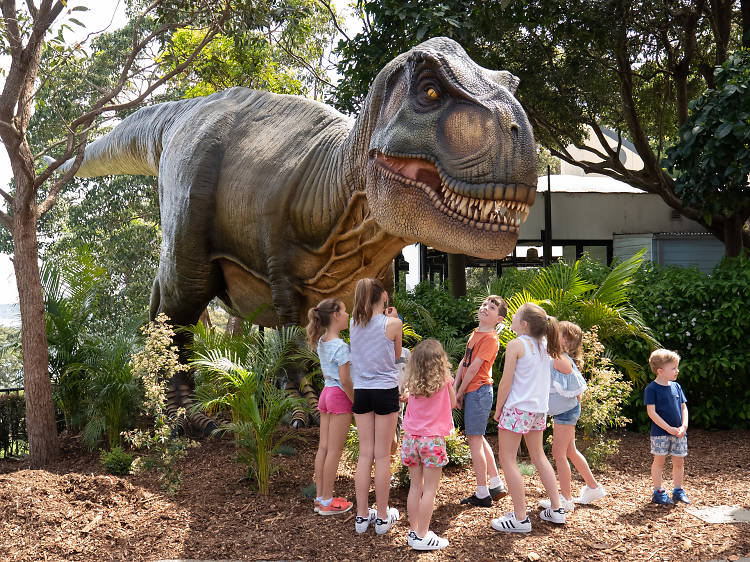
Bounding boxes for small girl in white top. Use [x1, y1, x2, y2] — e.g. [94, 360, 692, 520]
[540, 321, 606, 512]
[306, 298, 354, 516]
[491, 303, 564, 533]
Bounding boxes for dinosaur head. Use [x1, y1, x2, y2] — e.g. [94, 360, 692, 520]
[363, 37, 537, 259]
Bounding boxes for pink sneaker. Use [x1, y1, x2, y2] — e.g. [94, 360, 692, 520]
[318, 497, 353, 515]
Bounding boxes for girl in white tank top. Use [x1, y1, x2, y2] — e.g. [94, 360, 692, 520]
[491, 303, 567, 533]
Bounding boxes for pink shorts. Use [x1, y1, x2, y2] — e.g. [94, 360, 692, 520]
[317, 385, 353, 415]
[400, 434, 448, 468]
[497, 407, 546, 434]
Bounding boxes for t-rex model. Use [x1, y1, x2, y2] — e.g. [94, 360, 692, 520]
[64, 37, 537, 432]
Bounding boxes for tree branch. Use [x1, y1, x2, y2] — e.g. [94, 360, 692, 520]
[0, 208, 11, 230]
[315, 0, 350, 42]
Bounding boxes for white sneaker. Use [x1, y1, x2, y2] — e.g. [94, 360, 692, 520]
[575, 484, 606, 504]
[491, 512, 532, 533]
[407, 530, 418, 547]
[354, 507, 377, 533]
[374, 506, 399, 535]
[412, 530, 449, 551]
[539, 494, 575, 512]
[540, 507, 566, 524]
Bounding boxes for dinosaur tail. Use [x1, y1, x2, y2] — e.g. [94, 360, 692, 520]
[60, 97, 205, 178]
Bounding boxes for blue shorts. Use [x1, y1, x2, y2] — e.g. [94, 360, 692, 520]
[553, 403, 581, 426]
[464, 384, 493, 436]
[650, 435, 688, 457]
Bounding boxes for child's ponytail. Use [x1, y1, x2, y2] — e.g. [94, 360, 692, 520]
[352, 277, 386, 327]
[305, 298, 342, 349]
[546, 316, 562, 359]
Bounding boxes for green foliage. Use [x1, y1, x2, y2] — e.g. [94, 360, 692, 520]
[582, 439, 620, 471]
[0, 392, 26, 458]
[518, 462, 536, 476]
[578, 328, 633, 441]
[343, 423, 359, 464]
[627, 257, 750, 429]
[80, 333, 141, 451]
[100, 445, 134, 476]
[664, 50, 750, 219]
[0, 326, 23, 388]
[189, 324, 306, 494]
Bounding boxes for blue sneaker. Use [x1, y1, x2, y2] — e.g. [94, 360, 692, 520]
[652, 489, 674, 505]
[672, 488, 690, 504]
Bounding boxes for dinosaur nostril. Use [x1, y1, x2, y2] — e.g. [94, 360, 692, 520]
[510, 123, 520, 141]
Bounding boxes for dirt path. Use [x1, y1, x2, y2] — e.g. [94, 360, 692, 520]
[1, 429, 748, 561]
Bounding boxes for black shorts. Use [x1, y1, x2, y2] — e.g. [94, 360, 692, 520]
[352, 387, 400, 415]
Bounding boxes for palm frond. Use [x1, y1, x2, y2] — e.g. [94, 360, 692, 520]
[591, 249, 645, 306]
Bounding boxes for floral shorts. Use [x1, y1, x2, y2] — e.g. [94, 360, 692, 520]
[497, 407, 547, 434]
[400, 434, 448, 468]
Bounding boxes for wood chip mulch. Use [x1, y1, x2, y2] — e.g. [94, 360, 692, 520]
[1, 428, 748, 561]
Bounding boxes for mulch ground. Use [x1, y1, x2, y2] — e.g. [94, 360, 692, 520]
[1, 428, 748, 561]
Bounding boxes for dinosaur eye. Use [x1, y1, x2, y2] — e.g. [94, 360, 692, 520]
[425, 87, 440, 100]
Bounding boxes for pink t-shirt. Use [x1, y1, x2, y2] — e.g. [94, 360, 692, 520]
[402, 384, 454, 437]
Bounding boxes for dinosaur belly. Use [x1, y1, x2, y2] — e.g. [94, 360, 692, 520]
[216, 258, 280, 326]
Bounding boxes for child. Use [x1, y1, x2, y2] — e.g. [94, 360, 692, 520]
[453, 295, 508, 507]
[306, 298, 354, 515]
[491, 303, 565, 533]
[401, 339, 457, 551]
[540, 321, 606, 513]
[645, 349, 689, 505]
[349, 278, 402, 534]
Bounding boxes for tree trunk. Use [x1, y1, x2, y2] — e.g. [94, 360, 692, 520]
[723, 213, 745, 258]
[447, 253, 466, 298]
[13, 209, 58, 466]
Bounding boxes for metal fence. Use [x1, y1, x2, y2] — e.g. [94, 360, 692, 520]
[0, 387, 26, 457]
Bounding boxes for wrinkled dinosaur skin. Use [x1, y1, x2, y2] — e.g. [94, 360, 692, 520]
[69, 37, 537, 330]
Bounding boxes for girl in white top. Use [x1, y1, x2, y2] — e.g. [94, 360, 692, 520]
[349, 278, 403, 535]
[491, 303, 565, 533]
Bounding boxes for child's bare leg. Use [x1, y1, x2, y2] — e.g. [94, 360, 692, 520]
[407, 465, 424, 533]
[566, 439, 598, 489]
[467, 434, 488, 488]
[651, 454, 666, 489]
[672, 455, 685, 489]
[314, 412, 331, 498]
[354, 413, 375, 517]
[321, 413, 351, 499]
[374, 412, 399, 518]
[482, 437, 500, 480]
[525, 430, 561, 509]
[552, 424, 575, 500]
[497, 429, 525, 520]
[416, 467, 443, 538]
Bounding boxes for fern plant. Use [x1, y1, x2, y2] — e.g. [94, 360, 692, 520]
[189, 324, 306, 494]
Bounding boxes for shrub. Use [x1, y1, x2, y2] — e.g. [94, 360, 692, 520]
[100, 445, 134, 476]
[0, 392, 26, 458]
[123, 314, 195, 494]
[627, 257, 750, 429]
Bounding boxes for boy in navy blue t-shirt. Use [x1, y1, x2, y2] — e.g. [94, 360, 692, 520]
[644, 349, 689, 505]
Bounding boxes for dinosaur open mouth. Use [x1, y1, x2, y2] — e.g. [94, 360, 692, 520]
[372, 151, 533, 232]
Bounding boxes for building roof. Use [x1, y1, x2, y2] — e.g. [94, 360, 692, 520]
[537, 174, 646, 194]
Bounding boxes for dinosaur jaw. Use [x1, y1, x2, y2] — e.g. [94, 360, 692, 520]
[367, 151, 535, 258]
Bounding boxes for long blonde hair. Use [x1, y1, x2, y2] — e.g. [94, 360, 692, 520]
[517, 303, 562, 359]
[558, 320, 583, 368]
[352, 277, 386, 327]
[305, 298, 343, 349]
[404, 339, 451, 398]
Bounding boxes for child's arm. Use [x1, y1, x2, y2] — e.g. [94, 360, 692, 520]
[493, 338, 521, 421]
[384, 313, 403, 361]
[646, 404, 679, 435]
[456, 356, 484, 406]
[676, 403, 688, 437]
[445, 374, 457, 409]
[453, 360, 466, 392]
[339, 363, 354, 403]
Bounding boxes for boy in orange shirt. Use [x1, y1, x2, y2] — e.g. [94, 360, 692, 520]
[453, 295, 508, 507]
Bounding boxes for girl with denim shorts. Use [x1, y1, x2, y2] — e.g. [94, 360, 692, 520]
[491, 303, 565, 533]
[306, 298, 354, 516]
[400, 339, 456, 551]
[540, 321, 606, 514]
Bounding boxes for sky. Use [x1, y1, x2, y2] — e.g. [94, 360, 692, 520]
[0, 0, 360, 304]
